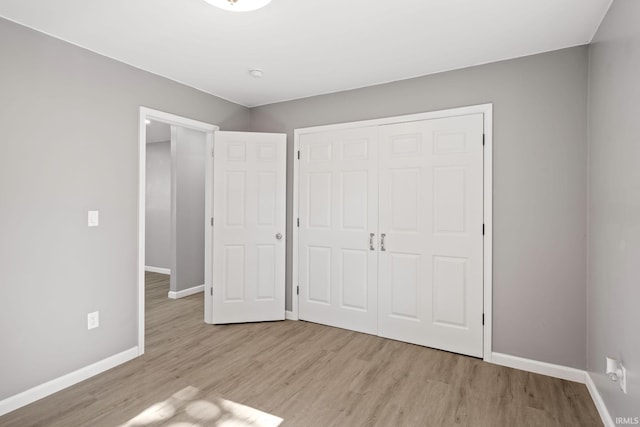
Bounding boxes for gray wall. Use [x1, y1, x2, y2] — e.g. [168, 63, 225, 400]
[170, 127, 207, 293]
[145, 140, 171, 269]
[587, 0, 640, 419]
[0, 17, 249, 400]
[251, 46, 589, 369]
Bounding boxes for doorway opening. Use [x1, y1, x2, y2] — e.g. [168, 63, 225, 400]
[138, 107, 218, 355]
[144, 120, 171, 278]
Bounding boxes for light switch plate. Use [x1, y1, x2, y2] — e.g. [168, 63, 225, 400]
[88, 210, 99, 227]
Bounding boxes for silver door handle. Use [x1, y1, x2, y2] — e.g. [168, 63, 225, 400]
[276, 233, 283, 240]
[370, 233, 375, 251]
[381, 233, 386, 251]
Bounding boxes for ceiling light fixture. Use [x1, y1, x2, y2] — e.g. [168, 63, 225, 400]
[204, 0, 272, 12]
[249, 68, 264, 79]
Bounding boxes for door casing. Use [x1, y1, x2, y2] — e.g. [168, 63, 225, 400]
[292, 103, 493, 362]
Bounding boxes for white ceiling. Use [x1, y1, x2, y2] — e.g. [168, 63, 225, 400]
[0, 0, 612, 107]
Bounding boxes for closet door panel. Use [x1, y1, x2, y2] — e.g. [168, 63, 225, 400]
[298, 127, 378, 334]
[378, 114, 484, 358]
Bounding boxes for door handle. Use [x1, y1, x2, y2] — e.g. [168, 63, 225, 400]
[381, 233, 386, 251]
[276, 233, 283, 240]
[370, 233, 375, 251]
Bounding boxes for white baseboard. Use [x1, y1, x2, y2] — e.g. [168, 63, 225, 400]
[285, 310, 297, 320]
[145, 266, 170, 275]
[0, 347, 138, 417]
[585, 372, 615, 427]
[168, 284, 204, 299]
[491, 352, 586, 383]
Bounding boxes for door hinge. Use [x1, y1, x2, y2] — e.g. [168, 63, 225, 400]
[482, 313, 485, 325]
[210, 287, 213, 296]
[296, 286, 299, 295]
[482, 224, 485, 235]
[297, 150, 300, 160]
[211, 217, 214, 226]
[482, 134, 485, 146]
[297, 218, 300, 228]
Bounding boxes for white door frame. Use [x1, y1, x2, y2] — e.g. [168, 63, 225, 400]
[138, 106, 218, 355]
[292, 103, 493, 362]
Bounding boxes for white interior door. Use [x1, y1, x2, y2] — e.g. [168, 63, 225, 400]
[298, 127, 379, 334]
[377, 114, 484, 357]
[210, 131, 286, 324]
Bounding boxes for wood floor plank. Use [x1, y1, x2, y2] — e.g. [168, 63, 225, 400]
[0, 272, 603, 427]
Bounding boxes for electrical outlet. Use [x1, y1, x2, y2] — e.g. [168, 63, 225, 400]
[87, 311, 99, 330]
[606, 356, 627, 394]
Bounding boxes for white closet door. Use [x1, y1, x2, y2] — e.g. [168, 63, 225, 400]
[298, 127, 378, 334]
[377, 114, 484, 357]
[211, 131, 286, 324]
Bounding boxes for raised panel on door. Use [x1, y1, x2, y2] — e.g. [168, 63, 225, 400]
[298, 127, 378, 335]
[378, 114, 484, 358]
[211, 131, 286, 324]
[256, 244, 276, 300]
[223, 245, 245, 301]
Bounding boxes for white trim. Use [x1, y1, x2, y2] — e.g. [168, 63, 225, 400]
[294, 104, 494, 135]
[141, 108, 218, 133]
[491, 352, 586, 383]
[138, 109, 146, 356]
[291, 104, 493, 360]
[585, 372, 615, 427]
[168, 284, 205, 299]
[285, 310, 297, 320]
[204, 132, 214, 323]
[291, 130, 301, 320]
[145, 266, 171, 275]
[139, 107, 218, 356]
[482, 105, 493, 362]
[0, 347, 138, 417]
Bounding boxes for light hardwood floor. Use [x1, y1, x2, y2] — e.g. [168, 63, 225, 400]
[1, 272, 602, 427]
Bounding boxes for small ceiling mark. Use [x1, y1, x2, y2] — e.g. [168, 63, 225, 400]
[249, 68, 264, 79]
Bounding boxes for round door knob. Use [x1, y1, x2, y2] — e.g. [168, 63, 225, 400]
[276, 233, 283, 240]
